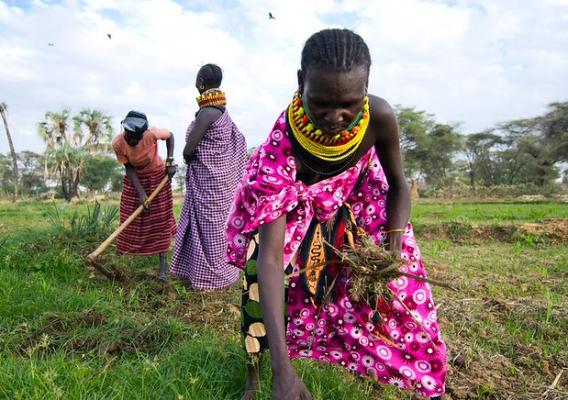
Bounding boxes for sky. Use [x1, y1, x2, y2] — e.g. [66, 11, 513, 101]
[1, 0, 567, 163]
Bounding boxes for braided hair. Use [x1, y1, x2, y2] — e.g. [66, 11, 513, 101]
[300, 29, 371, 75]
[197, 63, 223, 88]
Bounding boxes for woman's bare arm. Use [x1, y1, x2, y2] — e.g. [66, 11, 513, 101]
[257, 215, 312, 399]
[183, 108, 222, 163]
[372, 97, 411, 254]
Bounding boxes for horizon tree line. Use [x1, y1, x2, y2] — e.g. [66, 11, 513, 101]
[1, 101, 566, 201]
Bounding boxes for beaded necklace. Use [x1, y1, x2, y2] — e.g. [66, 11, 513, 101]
[196, 89, 227, 108]
[288, 92, 369, 162]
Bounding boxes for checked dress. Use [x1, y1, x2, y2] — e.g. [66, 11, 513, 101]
[169, 109, 247, 290]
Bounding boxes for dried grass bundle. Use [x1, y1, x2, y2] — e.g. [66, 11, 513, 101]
[326, 236, 455, 303]
[319, 236, 456, 352]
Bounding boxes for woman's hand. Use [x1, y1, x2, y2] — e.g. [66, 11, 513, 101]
[138, 191, 149, 210]
[272, 367, 312, 400]
[166, 164, 177, 178]
[387, 231, 403, 258]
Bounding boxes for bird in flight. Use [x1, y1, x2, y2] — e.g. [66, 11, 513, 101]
[268, 12, 275, 19]
[107, 33, 112, 39]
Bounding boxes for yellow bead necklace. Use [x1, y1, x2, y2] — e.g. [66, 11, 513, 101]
[288, 92, 369, 162]
[196, 89, 227, 108]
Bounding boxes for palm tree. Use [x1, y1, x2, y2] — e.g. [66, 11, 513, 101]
[38, 108, 112, 201]
[0, 102, 19, 200]
[38, 109, 70, 182]
[73, 109, 113, 153]
[38, 109, 75, 200]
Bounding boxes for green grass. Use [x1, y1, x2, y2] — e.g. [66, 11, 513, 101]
[420, 239, 567, 399]
[0, 199, 567, 399]
[3, 197, 565, 229]
[412, 200, 568, 224]
[0, 199, 183, 235]
[0, 347, 385, 399]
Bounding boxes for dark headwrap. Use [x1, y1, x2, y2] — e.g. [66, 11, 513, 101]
[121, 110, 148, 137]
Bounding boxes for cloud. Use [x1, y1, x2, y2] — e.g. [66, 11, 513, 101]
[0, 0, 567, 165]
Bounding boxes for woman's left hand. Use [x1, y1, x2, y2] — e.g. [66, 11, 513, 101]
[166, 164, 177, 178]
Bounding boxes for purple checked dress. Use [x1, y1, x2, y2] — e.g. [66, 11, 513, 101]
[170, 109, 247, 290]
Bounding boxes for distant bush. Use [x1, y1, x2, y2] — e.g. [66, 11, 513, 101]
[419, 183, 563, 199]
[47, 201, 118, 243]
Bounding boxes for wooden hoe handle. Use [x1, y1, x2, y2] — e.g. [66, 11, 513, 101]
[86, 175, 170, 262]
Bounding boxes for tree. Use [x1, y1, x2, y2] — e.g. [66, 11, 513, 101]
[111, 169, 124, 192]
[463, 132, 502, 188]
[395, 107, 463, 190]
[538, 101, 568, 163]
[0, 102, 19, 200]
[497, 119, 558, 187]
[0, 151, 47, 196]
[0, 153, 13, 194]
[73, 109, 113, 153]
[420, 123, 463, 188]
[18, 151, 47, 195]
[38, 108, 113, 201]
[82, 155, 122, 194]
[395, 106, 433, 184]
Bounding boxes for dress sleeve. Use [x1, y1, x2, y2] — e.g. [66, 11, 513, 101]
[112, 135, 128, 165]
[226, 112, 300, 268]
[149, 126, 171, 141]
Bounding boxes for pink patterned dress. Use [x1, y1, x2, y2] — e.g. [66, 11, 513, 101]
[226, 112, 446, 398]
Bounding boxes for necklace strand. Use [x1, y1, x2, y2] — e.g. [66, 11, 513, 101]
[288, 92, 369, 162]
[196, 89, 227, 108]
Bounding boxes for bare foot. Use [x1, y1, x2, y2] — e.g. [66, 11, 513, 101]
[160, 279, 177, 300]
[241, 376, 260, 400]
[241, 388, 258, 400]
[241, 355, 261, 400]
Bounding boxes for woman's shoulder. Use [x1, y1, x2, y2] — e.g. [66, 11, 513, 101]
[367, 94, 398, 144]
[251, 110, 290, 157]
[193, 106, 225, 130]
[111, 132, 125, 148]
[368, 94, 395, 120]
[146, 126, 171, 140]
[197, 106, 224, 119]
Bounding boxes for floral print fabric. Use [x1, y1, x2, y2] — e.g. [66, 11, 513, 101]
[226, 112, 447, 398]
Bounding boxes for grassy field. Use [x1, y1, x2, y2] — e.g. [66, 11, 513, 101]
[0, 199, 566, 399]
